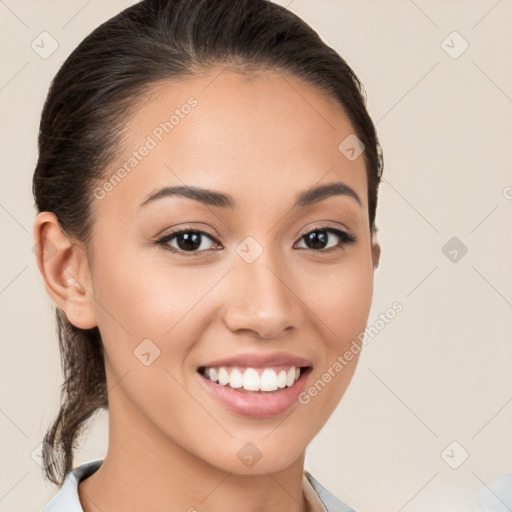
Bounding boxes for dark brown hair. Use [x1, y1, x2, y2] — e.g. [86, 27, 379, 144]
[33, 0, 383, 486]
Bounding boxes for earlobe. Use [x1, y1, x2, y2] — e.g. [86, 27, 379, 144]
[33, 211, 97, 329]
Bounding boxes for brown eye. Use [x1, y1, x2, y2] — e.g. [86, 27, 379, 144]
[157, 229, 219, 254]
[295, 227, 356, 251]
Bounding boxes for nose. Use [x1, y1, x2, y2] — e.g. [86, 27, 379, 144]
[222, 250, 304, 339]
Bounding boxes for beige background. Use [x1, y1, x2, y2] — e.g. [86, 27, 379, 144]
[1, 1, 511, 511]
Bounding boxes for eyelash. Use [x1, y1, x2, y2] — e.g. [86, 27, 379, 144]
[155, 224, 357, 257]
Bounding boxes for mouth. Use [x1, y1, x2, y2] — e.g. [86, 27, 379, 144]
[197, 365, 312, 393]
[196, 363, 313, 418]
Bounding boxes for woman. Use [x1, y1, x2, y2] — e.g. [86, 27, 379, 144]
[33, 0, 383, 510]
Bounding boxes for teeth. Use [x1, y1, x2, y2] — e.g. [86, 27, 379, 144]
[203, 366, 303, 392]
[286, 367, 295, 387]
[277, 370, 287, 389]
[218, 367, 229, 386]
[261, 369, 278, 391]
[208, 368, 218, 382]
[229, 368, 243, 388]
[243, 368, 260, 391]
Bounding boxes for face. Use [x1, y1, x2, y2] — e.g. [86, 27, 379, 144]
[64, 68, 379, 474]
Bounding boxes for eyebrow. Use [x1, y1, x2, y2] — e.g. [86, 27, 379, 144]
[137, 181, 361, 210]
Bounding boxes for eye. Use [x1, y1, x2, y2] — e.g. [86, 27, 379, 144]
[295, 226, 356, 251]
[156, 228, 220, 255]
[155, 224, 356, 256]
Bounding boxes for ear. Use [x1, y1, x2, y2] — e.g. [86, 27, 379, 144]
[33, 211, 97, 329]
[371, 237, 381, 270]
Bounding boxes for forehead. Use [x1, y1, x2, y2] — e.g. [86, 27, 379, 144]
[95, 68, 368, 218]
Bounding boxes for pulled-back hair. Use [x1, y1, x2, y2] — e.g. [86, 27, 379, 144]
[33, 0, 383, 486]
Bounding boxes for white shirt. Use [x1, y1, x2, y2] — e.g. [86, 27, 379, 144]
[42, 459, 358, 512]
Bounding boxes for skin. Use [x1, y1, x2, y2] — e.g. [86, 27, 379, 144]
[34, 67, 381, 512]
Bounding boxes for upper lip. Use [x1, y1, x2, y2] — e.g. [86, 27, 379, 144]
[199, 352, 313, 369]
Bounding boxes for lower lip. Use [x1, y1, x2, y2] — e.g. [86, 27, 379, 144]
[198, 368, 311, 418]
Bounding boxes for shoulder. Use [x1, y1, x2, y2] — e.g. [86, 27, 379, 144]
[475, 472, 512, 511]
[42, 459, 103, 512]
[304, 470, 359, 512]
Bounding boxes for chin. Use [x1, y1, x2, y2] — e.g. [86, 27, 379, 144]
[198, 435, 307, 476]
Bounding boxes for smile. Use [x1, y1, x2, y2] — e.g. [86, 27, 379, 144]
[199, 365, 304, 392]
[197, 358, 313, 418]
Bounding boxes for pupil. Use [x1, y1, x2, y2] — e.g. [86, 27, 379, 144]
[306, 230, 327, 249]
[178, 232, 201, 251]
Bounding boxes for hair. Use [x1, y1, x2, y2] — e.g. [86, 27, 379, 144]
[33, 0, 383, 487]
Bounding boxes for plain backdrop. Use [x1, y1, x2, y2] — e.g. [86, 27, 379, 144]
[1, 1, 511, 511]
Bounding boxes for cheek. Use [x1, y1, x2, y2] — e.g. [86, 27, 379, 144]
[304, 253, 374, 343]
[92, 245, 203, 334]
[89, 248, 207, 420]
[298, 250, 373, 398]
[90, 244, 225, 379]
